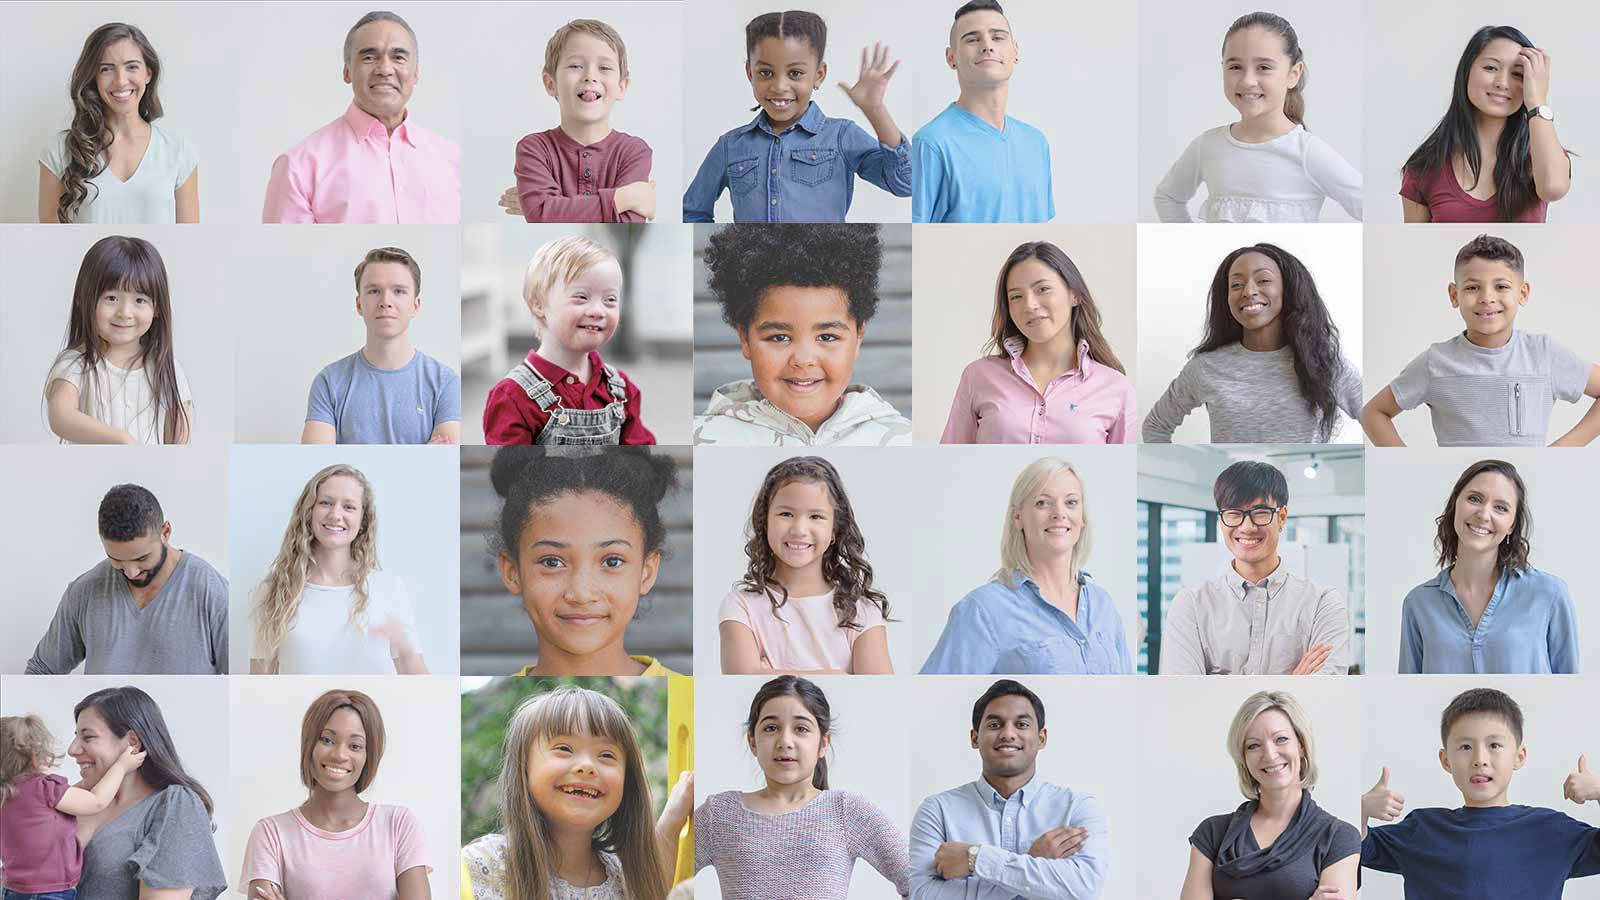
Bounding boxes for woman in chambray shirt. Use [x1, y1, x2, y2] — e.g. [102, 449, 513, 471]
[920, 456, 1132, 674]
[1399, 459, 1579, 674]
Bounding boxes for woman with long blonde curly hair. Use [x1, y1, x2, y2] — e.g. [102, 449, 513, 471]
[250, 463, 428, 674]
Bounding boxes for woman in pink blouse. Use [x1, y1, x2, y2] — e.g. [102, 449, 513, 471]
[941, 241, 1136, 444]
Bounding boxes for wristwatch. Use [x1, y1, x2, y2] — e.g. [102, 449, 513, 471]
[966, 844, 980, 876]
[1527, 104, 1555, 122]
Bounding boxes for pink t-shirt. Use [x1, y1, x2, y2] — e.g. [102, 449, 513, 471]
[718, 588, 886, 672]
[239, 803, 430, 898]
[1399, 164, 1547, 223]
[0, 773, 79, 892]
[941, 337, 1136, 444]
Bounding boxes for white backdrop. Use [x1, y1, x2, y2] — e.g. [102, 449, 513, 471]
[1360, 0, 1600, 223]
[1361, 675, 1600, 900]
[693, 674, 910, 900]
[226, 445, 461, 675]
[910, 224, 1139, 444]
[1137, 0, 1365, 222]
[0, 675, 232, 877]
[907, 675, 1141, 900]
[0, 5, 248, 222]
[457, 2, 684, 224]
[1364, 446, 1600, 675]
[0, 445, 229, 674]
[226, 675, 461, 898]
[0, 225, 235, 444]
[229, 226, 461, 443]
[1363, 225, 1600, 447]
[1136, 223, 1365, 444]
[908, 444, 1138, 673]
[691, 447, 918, 677]
[1134, 677, 1363, 897]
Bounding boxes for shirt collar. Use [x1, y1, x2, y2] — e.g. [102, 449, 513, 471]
[1223, 559, 1290, 599]
[343, 102, 416, 146]
[749, 101, 827, 137]
[550, 126, 617, 152]
[978, 773, 1043, 807]
[525, 349, 605, 390]
[1003, 336, 1097, 386]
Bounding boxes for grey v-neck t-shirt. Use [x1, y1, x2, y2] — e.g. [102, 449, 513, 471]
[24, 552, 229, 674]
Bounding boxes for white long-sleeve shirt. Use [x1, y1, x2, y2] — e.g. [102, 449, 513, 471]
[1153, 124, 1362, 222]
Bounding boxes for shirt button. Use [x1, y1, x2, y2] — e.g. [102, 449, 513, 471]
[565, 376, 578, 385]
[583, 151, 591, 158]
[584, 169, 592, 177]
[770, 198, 778, 205]
[810, 152, 817, 160]
[770, 167, 778, 175]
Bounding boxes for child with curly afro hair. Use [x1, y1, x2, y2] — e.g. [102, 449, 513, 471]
[693, 224, 911, 445]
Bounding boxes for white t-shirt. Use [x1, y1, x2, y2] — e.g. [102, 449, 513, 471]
[40, 122, 197, 224]
[1153, 123, 1362, 223]
[47, 349, 192, 445]
[253, 571, 420, 675]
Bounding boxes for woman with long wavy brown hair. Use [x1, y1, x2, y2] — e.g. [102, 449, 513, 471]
[38, 22, 199, 224]
[249, 463, 429, 675]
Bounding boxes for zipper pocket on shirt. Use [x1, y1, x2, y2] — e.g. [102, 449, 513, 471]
[1515, 382, 1524, 434]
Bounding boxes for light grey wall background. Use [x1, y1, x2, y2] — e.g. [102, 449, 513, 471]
[1363, 225, 1600, 447]
[0, 444, 229, 673]
[459, 445, 692, 675]
[0, 675, 231, 882]
[906, 676, 1141, 900]
[694, 674, 909, 900]
[691, 446, 916, 677]
[458, 2, 684, 224]
[230, 225, 460, 444]
[1138, 0, 1365, 222]
[1361, 0, 1600, 223]
[234, 3, 465, 222]
[460, 223, 693, 445]
[1361, 675, 1600, 900]
[227, 445, 461, 674]
[910, 224, 1138, 444]
[907, 444, 1137, 673]
[226, 675, 461, 899]
[1135, 677, 1363, 897]
[0, 4, 247, 222]
[693, 223, 912, 421]
[682, 0, 915, 223]
[0, 225, 235, 444]
[903, 0, 1138, 222]
[1364, 446, 1600, 675]
[1136, 223, 1365, 444]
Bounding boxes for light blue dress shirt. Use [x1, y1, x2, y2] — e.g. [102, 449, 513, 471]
[920, 573, 1132, 675]
[910, 775, 1109, 900]
[682, 102, 911, 223]
[912, 103, 1054, 223]
[1399, 566, 1579, 674]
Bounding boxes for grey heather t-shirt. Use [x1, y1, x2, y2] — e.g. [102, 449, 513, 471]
[306, 349, 461, 444]
[1142, 343, 1365, 443]
[25, 552, 229, 675]
[1389, 330, 1590, 446]
[78, 786, 226, 900]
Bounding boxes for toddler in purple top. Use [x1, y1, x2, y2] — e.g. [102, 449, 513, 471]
[0, 715, 145, 899]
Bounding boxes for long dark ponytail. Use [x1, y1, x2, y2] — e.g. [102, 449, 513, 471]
[745, 676, 833, 790]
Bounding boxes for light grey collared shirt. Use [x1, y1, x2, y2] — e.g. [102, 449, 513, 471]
[1158, 561, 1349, 675]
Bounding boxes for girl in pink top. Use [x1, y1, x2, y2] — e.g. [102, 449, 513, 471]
[942, 241, 1135, 444]
[1400, 25, 1570, 223]
[0, 715, 145, 900]
[719, 456, 894, 675]
[240, 689, 431, 900]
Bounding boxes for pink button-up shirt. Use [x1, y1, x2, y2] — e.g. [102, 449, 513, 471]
[262, 103, 459, 223]
[941, 337, 1136, 444]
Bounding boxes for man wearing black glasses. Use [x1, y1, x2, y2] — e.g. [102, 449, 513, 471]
[1158, 460, 1350, 675]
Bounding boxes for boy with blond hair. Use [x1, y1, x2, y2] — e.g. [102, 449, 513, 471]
[482, 235, 654, 444]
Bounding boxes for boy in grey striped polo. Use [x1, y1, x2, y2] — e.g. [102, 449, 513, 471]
[1363, 234, 1600, 447]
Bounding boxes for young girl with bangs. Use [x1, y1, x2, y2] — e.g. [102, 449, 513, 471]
[251, 464, 428, 675]
[719, 456, 894, 675]
[1401, 26, 1570, 223]
[941, 240, 1135, 444]
[43, 234, 192, 444]
[694, 676, 911, 899]
[461, 686, 692, 900]
[1142, 242, 1363, 444]
[1154, 12, 1361, 223]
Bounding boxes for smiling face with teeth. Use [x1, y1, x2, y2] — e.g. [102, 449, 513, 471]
[1241, 709, 1305, 794]
[309, 707, 368, 794]
[1221, 493, 1286, 574]
[737, 285, 864, 433]
[1440, 711, 1524, 808]
[542, 257, 623, 361]
[972, 694, 1046, 783]
[748, 695, 829, 788]
[764, 479, 836, 590]
[528, 729, 626, 830]
[69, 706, 139, 790]
[1449, 258, 1528, 348]
[746, 35, 825, 133]
[1465, 38, 1527, 120]
[1450, 470, 1518, 559]
[1221, 26, 1302, 123]
[94, 39, 152, 117]
[1225, 251, 1285, 343]
[344, 19, 418, 127]
[1012, 469, 1084, 570]
[544, 32, 629, 130]
[309, 474, 366, 552]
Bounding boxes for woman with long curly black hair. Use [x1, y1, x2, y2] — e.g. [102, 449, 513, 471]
[1143, 242, 1362, 443]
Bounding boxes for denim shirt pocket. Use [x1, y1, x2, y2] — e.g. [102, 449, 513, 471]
[727, 156, 761, 197]
[789, 148, 838, 187]
[1507, 377, 1552, 438]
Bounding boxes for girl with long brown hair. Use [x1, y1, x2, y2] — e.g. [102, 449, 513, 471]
[942, 240, 1135, 444]
[38, 22, 199, 224]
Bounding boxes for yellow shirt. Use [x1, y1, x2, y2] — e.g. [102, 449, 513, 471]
[514, 655, 680, 676]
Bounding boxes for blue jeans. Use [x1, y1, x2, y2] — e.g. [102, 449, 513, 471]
[3, 888, 77, 900]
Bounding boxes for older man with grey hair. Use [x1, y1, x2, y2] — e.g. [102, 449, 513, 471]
[262, 10, 459, 223]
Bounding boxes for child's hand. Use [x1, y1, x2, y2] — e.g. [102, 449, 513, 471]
[616, 179, 657, 220]
[662, 770, 694, 826]
[369, 617, 418, 657]
[1290, 643, 1332, 675]
[838, 42, 901, 114]
[498, 186, 524, 218]
[114, 745, 148, 771]
[1362, 767, 1405, 822]
[1517, 46, 1551, 110]
[1564, 754, 1599, 804]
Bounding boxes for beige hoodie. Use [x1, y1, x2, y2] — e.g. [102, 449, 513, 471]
[692, 380, 912, 446]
